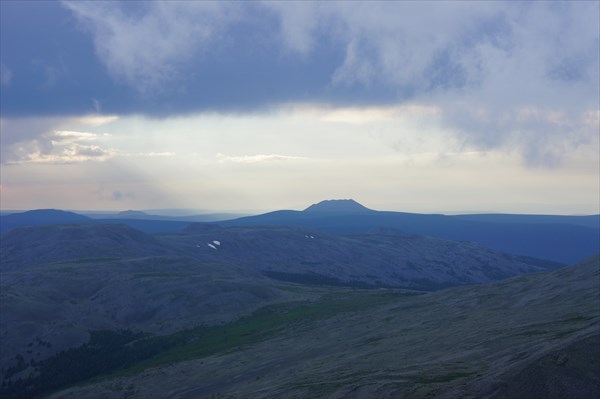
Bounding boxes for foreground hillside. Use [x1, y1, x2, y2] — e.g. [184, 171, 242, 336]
[0, 222, 594, 398]
[47, 255, 600, 399]
[0, 224, 309, 384]
[1, 222, 558, 378]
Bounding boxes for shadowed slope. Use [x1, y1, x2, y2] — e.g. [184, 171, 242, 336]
[46, 256, 599, 399]
[169, 224, 562, 290]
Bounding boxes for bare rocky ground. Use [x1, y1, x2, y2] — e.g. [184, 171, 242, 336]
[163, 224, 563, 289]
[48, 255, 599, 399]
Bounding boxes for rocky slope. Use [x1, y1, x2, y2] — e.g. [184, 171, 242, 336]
[172, 224, 561, 290]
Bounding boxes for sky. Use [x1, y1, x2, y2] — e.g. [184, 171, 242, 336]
[1, 1, 599, 214]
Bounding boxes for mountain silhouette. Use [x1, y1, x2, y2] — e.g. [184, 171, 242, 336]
[0, 209, 91, 235]
[303, 199, 374, 213]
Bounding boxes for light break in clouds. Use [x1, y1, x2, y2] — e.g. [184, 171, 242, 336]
[216, 153, 309, 163]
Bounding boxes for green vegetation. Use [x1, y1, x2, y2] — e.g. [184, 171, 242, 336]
[119, 290, 412, 373]
[0, 290, 409, 399]
[1, 330, 149, 399]
[262, 270, 398, 288]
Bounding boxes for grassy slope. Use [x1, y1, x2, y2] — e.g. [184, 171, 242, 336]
[48, 256, 599, 399]
[0, 254, 299, 385]
[1, 289, 416, 398]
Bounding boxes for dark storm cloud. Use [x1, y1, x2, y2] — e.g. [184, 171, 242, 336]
[0, 1, 507, 118]
[0, 1, 350, 117]
[1, 1, 598, 166]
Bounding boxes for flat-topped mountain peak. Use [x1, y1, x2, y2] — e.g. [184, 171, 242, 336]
[303, 199, 374, 213]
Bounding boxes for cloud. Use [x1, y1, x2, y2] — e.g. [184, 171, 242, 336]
[0, 119, 176, 164]
[0, 117, 118, 164]
[262, 1, 322, 56]
[112, 190, 135, 201]
[216, 153, 309, 163]
[289, 103, 440, 124]
[120, 151, 177, 158]
[62, 1, 238, 94]
[0, 63, 12, 86]
[283, 3, 596, 166]
[5, 129, 115, 164]
[2, 2, 598, 167]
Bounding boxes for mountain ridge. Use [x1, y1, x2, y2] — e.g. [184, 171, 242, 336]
[0, 209, 91, 235]
[220, 205, 599, 264]
[2, 204, 599, 263]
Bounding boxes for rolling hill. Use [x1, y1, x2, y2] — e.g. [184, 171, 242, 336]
[174, 224, 562, 290]
[0, 209, 92, 235]
[0, 209, 193, 235]
[0, 223, 169, 270]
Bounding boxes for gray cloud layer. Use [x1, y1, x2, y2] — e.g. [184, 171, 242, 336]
[61, 1, 599, 102]
[1, 1, 598, 166]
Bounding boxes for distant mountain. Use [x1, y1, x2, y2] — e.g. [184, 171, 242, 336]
[0, 208, 250, 237]
[0, 209, 91, 235]
[118, 210, 149, 218]
[220, 201, 600, 264]
[85, 211, 248, 224]
[0, 209, 205, 235]
[91, 218, 193, 233]
[303, 199, 374, 213]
